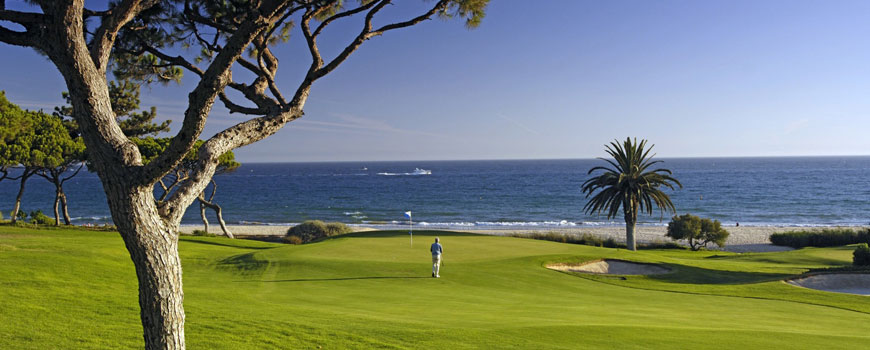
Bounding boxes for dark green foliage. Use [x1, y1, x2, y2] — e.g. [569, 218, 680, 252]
[286, 220, 352, 243]
[769, 228, 870, 248]
[16, 210, 26, 221]
[853, 244, 870, 266]
[28, 210, 54, 226]
[666, 214, 730, 250]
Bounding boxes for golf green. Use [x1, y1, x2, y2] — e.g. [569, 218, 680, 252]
[1, 226, 868, 349]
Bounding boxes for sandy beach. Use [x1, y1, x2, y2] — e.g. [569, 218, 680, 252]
[179, 224, 868, 253]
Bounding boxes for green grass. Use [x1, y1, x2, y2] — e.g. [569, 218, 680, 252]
[1, 226, 869, 349]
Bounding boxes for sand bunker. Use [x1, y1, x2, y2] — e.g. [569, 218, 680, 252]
[787, 274, 870, 296]
[548, 259, 671, 275]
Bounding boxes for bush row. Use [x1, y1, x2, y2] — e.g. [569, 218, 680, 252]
[769, 228, 870, 248]
[509, 232, 684, 250]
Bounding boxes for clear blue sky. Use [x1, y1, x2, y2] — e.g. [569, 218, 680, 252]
[2, 0, 870, 162]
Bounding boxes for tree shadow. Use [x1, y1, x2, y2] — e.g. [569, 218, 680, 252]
[249, 276, 432, 283]
[181, 237, 275, 250]
[647, 264, 793, 285]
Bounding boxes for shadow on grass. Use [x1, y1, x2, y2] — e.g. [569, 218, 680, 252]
[217, 252, 269, 273]
[181, 237, 275, 250]
[647, 264, 792, 285]
[251, 276, 432, 283]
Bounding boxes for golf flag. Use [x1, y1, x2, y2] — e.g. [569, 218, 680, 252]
[405, 211, 413, 246]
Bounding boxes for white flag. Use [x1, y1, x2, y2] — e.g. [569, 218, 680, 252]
[404, 211, 412, 218]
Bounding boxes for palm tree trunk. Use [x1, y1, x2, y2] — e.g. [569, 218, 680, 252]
[624, 201, 638, 251]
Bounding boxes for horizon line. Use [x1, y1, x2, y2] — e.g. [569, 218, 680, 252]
[237, 154, 870, 164]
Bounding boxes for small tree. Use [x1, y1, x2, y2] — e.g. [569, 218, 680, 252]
[666, 214, 730, 251]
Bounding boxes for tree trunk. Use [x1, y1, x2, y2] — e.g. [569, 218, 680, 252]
[60, 189, 72, 225]
[10, 170, 32, 223]
[625, 219, 636, 251]
[106, 183, 185, 350]
[199, 197, 233, 239]
[198, 201, 209, 234]
[624, 201, 638, 251]
[53, 189, 61, 226]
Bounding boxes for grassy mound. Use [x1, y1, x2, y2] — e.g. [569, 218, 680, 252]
[1, 227, 869, 349]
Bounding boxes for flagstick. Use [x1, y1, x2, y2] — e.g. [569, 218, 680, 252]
[409, 214, 413, 247]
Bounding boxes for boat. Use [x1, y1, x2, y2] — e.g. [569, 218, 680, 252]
[413, 168, 432, 175]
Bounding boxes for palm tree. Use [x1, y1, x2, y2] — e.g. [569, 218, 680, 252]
[582, 138, 682, 251]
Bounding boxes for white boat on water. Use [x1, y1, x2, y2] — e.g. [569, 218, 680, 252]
[413, 168, 432, 175]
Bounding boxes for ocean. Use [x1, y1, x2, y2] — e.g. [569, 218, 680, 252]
[1, 157, 869, 228]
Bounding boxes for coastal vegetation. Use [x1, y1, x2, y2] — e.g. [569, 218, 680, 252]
[1, 226, 868, 349]
[582, 138, 682, 251]
[853, 244, 870, 266]
[508, 231, 684, 250]
[286, 220, 353, 243]
[769, 228, 870, 248]
[665, 214, 730, 251]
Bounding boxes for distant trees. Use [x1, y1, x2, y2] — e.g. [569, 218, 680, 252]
[0, 92, 84, 224]
[29, 112, 86, 225]
[665, 214, 730, 250]
[582, 138, 682, 251]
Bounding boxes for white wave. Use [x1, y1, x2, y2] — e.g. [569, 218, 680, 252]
[69, 216, 112, 221]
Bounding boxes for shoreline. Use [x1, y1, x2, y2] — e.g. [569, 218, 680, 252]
[178, 224, 869, 253]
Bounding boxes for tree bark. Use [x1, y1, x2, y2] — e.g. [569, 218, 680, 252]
[199, 197, 233, 239]
[624, 200, 638, 251]
[198, 201, 208, 234]
[10, 169, 34, 223]
[53, 188, 61, 226]
[106, 182, 185, 350]
[60, 188, 71, 225]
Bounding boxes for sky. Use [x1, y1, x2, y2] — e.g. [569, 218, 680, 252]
[1, 0, 869, 162]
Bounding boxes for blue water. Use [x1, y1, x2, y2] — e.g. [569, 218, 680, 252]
[1, 157, 869, 228]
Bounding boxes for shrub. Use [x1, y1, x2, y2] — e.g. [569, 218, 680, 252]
[286, 220, 352, 243]
[769, 228, 870, 248]
[325, 222, 352, 236]
[16, 210, 27, 221]
[191, 229, 215, 237]
[28, 210, 54, 226]
[665, 214, 729, 251]
[283, 235, 303, 245]
[853, 244, 870, 266]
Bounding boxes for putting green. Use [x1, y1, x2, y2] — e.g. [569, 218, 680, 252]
[0, 227, 868, 349]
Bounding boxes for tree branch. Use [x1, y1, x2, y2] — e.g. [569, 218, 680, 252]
[140, 2, 285, 195]
[90, 0, 162, 73]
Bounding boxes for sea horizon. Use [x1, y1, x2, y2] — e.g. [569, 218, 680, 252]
[2, 156, 869, 229]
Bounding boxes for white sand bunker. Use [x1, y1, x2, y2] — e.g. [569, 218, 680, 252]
[788, 274, 870, 296]
[548, 259, 671, 276]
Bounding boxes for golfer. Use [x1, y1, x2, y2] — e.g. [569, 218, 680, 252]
[430, 237, 443, 278]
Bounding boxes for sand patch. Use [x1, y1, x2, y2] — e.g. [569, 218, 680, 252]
[787, 273, 870, 296]
[548, 259, 671, 275]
